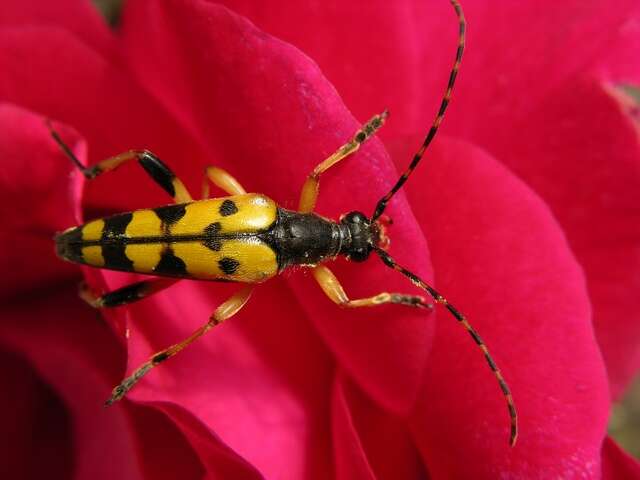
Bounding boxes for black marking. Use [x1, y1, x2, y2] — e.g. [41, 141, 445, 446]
[467, 327, 483, 346]
[101, 281, 149, 307]
[266, 208, 343, 270]
[152, 352, 170, 364]
[102, 213, 134, 270]
[138, 151, 176, 198]
[219, 257, 240, 275]
[154, 249, 187, 276]
[485, 353, 497, 372]
[154, 204, 186, 224]
[219, 199, 238, 217]
[446, 303, 464, 321]
[203, 222, 222, 251]
[498, 379, 511, 396]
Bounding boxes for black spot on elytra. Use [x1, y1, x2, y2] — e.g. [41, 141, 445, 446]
[219, 199, 238, 216]
[203, 222, 222, 251]
[219, 257, 240, 275]
[154, 249, 187, 276]
[154, 204, 186, 224]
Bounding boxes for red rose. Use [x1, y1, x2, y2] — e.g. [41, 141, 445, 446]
[1, 0, 639, 478]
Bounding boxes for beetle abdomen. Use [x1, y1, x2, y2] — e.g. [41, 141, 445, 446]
[55, 194, 279, 283]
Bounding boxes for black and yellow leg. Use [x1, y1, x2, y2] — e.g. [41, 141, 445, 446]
[298, 111, 389, 213]
[79, 278, 178, 308]
[48, 123, 192, 203]
[202, 166, 247, 198]
[312, 264, 432, 309]
[105, 285, 254, 405]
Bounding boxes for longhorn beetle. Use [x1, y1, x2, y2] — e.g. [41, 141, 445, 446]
[52, 0, 517, 447]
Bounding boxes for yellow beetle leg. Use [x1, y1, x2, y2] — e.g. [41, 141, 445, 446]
[79, 278, 179, 308]
[298, 111, 388, 213]
[105, 285, 254, 405]
[312, 264, 432, 309]
[201, 165, 247, 198]
[48, 123, 192, 203]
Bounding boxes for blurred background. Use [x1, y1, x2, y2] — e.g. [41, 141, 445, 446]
[90, 0, 640, 460]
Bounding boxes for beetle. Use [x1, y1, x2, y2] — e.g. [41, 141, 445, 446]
[52, 0, 517, 446]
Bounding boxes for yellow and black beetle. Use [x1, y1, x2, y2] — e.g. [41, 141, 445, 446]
[52, 0, 517, 447]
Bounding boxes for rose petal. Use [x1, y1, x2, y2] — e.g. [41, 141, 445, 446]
[209, 0, 442, 143]
[149, 402, 265, 479]
[0, 25, 207, 214]
[0, 286, 206, 480]
[0, 103, 84, 300]
[118, 279, 335, 479]
[332, 371, 424, 480]
[0, 0, 115, 58]
[602, 436, 640, 479]
[497, 78, 640, 399]
[332, 372, 377, 480]
[207, 0, 640, 399]
[120, 0, 434, 414]
[207, 1, 640, 152]
[405, 139, 609, 477]
[0, 347, 73, 478]
[451, 1, 640, 149]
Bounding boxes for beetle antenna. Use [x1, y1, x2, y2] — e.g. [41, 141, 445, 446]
[374, 246, 518, 447]
[371, 0, 465, 221]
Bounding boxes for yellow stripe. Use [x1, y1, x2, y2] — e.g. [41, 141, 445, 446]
[125, 210, 163, 238]
[82, 219, 104, 241]
[125, 244, 163, 273]
[82, 245, 104, 266]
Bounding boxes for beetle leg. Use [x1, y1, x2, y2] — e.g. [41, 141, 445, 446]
[202, 165, 247, 198]
[79, 278, 179, 308]
[312, 264, 433, 309]
[48, 123, 192, 203]
[298, 111, 388, 213]
[105, 285, 253, 405]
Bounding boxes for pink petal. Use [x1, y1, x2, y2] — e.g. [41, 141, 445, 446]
[120, 0, 434, 414]
[0, 25, 207, 214]
[208, 0, 441, 143]
[450, 1, 640, 148]
[602, 436, 640, 479]
[0, 105, 253, 478]
[1, 287, 204, 480]
[117, 280, 334, 479]
[0, 348, 73, 478]
[0, 0, 115, 58]
[0, 103, 83, 299]
[131, 402, 262, 479]
[404, 139, 609, 477]
[331, 373, 377, 480]
[332, 371, 423, 480]
[496, 78, 640, 399]
[205, 1, 640, 400]
[206, 1, 640, 151]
